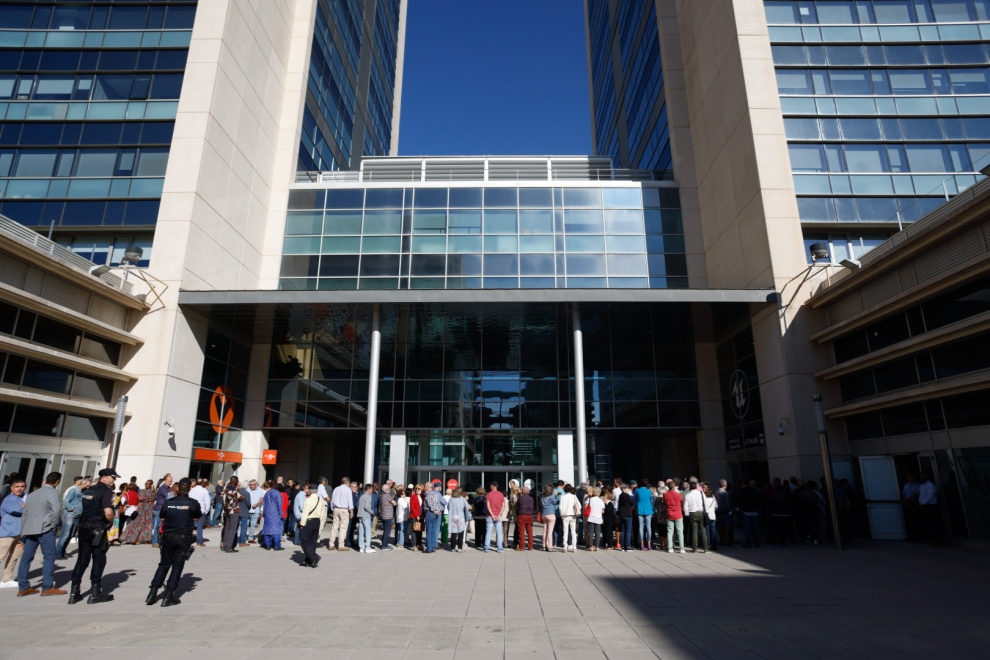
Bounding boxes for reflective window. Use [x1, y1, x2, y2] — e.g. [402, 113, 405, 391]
[281, 185, 684, 290]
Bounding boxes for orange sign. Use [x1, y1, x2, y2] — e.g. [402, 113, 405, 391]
[209, 386, 234, 434]
[262, 450, 278, 465]
[194, 448, 243, 463]
[446, 479, 458, 490]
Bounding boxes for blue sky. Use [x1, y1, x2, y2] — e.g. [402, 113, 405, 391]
[397, 1, 591, 157]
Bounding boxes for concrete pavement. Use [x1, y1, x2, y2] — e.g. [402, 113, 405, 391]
[0, 526, 986, 659]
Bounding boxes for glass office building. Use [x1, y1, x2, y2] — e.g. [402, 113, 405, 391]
[585, 0, 672, 176]
[0, 0, 197, 267]
[766, 0, 990, 262]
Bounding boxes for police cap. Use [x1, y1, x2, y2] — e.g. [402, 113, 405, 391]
[98, 468, 121, 478]
[178, 477, 193, 490]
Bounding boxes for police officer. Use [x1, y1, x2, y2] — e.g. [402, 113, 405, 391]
[147, 477, 201, 607]
[68, 467, 119, 605]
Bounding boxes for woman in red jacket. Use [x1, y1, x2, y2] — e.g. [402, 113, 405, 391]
[409, 484, 423, 551]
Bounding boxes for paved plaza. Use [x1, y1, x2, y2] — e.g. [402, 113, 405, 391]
[0, 527, 987, 660]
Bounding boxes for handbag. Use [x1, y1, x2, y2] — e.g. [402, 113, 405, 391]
[124, 505, 138, 517]
[412, 520, 423, 532]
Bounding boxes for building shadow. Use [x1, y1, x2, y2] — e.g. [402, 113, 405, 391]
[593, 542, 989, 656]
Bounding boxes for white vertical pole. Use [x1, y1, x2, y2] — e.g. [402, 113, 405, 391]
[363, 304, 382, 485]
[572, 305, 588, 484]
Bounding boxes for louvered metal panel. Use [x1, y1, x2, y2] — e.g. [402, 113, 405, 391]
[897, 263, 918, 291]
[23, 266, 45, 296]
[914, 227, 987, 283]
[42, 275, 89, 314]
[0, 252, 29, 289]
[860, 270, 903, 309]
[826, 291, 864, 324]
[86, 296, 128, 329]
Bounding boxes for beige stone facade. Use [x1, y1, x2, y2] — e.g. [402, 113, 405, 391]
[655, 0, 827, 479]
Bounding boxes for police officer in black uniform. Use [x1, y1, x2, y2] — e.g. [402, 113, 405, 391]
[147, 477, 201, 607]
[68, 467, 119, 604]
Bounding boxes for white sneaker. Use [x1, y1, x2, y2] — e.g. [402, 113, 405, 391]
[365, 548, 376, 554]
[359, 548, 366, 553]
[0, 580, 18, 589]
[667, 548, 673, 553]
[678, 549, 685, 554]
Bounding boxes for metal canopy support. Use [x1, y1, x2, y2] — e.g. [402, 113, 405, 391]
[363, 304, 382, 485]
[814, 394, 843, 550]
[572, 305, 588, 485]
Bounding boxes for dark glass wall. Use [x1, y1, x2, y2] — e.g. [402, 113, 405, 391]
[0, 1, 197, 261]
[716, 325, 765, 453]
[264, 301, 700, 433]
[192, 327, 250, 452]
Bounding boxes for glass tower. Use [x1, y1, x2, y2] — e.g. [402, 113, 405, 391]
[0, 1, 197, 268]
[766, 0, 990, 262]
[299, 0, 403, 173]
[584, 0, 672, 177]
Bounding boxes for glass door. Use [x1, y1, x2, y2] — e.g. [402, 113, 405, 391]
[0, 452, 53, 492]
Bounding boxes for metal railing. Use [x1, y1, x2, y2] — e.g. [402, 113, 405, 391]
[0, 214, 132, 293]
[295, 156, 669, 184]
[305, 167, 664, 183]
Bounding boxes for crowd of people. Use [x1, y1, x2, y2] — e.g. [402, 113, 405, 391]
[1, 468, 896, 588]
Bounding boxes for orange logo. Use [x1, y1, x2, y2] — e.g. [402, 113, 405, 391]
[209, 386, 234, 434]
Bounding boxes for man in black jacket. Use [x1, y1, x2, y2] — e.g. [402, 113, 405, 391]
[147, 478, 202, 607]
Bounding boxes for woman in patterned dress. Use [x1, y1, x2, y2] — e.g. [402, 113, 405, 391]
[121, 480, 156, 545]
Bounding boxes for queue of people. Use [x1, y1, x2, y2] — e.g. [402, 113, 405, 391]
[0, 467, 881, 595]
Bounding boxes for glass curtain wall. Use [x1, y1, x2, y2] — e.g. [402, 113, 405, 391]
[766, 0, 990, 257]
[280, 185, 686, 290]
[264, 301, 700, 433]
[585, 0, 673, 176]
[0, 1, 196, 247]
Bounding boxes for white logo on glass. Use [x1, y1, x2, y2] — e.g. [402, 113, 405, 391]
[728, 370, 750, 420]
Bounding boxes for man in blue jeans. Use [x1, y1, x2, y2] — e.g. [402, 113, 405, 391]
[736, 480, 762, 548]
[55, 476, 85, 560]
[423, 482, 446, 553]
[245, 480, 263, 543]
[16, 472, 64, 596]
[292, 483, 308, 546]
[209, 480, 225, 527]
[483, 482, 507, 553]
[634, 480, 655, 550]
[151, 474, 173, 546]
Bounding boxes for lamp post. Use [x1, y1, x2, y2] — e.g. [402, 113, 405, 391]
[108, 395, 128, 470]
[813, 394, 842, 550]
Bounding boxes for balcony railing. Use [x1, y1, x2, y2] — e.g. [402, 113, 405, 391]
[295, 156, 669, 184]
[0, 213, 132, 293]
